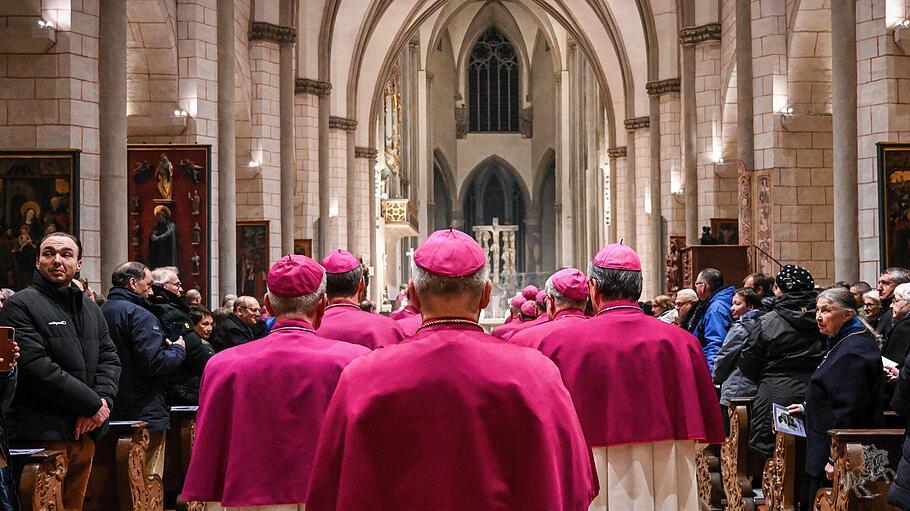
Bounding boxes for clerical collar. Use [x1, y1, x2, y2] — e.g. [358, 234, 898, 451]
[554, 309, 587, 320]
[269, 319, 317, 335]
[416, 318, 484, 333]
[595, 300, 642, 317]
[325, 302, 362, 312]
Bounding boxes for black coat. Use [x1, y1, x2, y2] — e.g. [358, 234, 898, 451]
[146, 286, 213, 405]
[0, 273, 121, 442]
[804, 328, 883, 478]
[888, 345, 910, 509]
[738, 291, 825, 456]
[101, 287, 185, 431]
[210, 313, 254, 352]
[0, 368, 17, 510]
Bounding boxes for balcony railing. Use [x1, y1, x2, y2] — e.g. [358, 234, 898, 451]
[381, 198, 419, 235]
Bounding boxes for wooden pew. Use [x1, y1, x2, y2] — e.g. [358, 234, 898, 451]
[813, 429, 904, 511]
[721, 397, 762, 511]
[761, 429, 807, 511]
[697, 443, 724, 510]
[163, 406, 201, 511]
[10, 449, 66, 511]
[84, 420, 164, 511]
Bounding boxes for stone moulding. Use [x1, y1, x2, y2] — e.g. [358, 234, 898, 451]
[624, 117, 650, 130]
[295, 78, 332, 96]
[249, 21, 297, 44]
[355, 147, 379, 159]
[646, 78, 681, 96]
[329, 116, 358, 131]
[607, 147, 627, 158]
[680, 23, 722, 45]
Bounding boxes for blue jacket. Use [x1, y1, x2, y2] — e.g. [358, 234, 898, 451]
[101, 287, 186, 431]
[695, 285, 735, 374]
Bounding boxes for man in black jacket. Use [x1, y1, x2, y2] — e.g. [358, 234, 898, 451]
[877, 267, 910, 345]
[102, 262, 185, 478]
[210, 296, 259, 352]
[147, 268, 213, 405]
[0, 232, 121, 511]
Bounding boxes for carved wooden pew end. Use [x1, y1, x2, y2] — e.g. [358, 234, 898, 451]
[85, 420, 164, 511]
[11, 449, 66, 511]
[813, 429, 904, 511]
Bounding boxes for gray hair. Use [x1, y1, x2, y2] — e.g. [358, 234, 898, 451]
[587, 264, 642, 301]
[151, 267, 177, 286]
[545, 275, 586, 309]
[410, 260, 490, 297]
[676, 288, 697, 302]
[0, 289, 14, 300]
[885, 267, 910, 285]
[266, 272, 328, 317]
[895, 283, 910, 302]
[817, 287, 857, 311]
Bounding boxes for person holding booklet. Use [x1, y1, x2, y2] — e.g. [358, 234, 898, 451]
[787, 287, 884, 509]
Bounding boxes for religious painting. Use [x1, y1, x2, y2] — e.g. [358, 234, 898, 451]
[127, 144, 211, 298]
[237, 221, 269, 299]
[294, 238, 313, 258]
[0, 150, 79, 290]
[710, 218, 739, 245]
[878, 143, 910, 269]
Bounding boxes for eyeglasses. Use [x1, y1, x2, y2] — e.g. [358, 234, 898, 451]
[240, 306, 261, 314]
[694, 281, 706, 287]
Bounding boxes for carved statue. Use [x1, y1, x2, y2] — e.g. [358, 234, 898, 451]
[192, 222, 201, 245]
[180, 159, 204, 184]
[131, 223, 140, 246]
[130, 195, 140, 215]
[189, 190, 200, 215]
[155, 153, 174, 199]
[148, 205, 178, 268]
[191, 253, 201, 275]
[501, 232, 516, 283]
[132, 160, 153, 183]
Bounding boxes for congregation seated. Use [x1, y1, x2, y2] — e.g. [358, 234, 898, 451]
[210, 295, 260, 352]
[166, 307, 215, 406]
[713, 288, 762, 419]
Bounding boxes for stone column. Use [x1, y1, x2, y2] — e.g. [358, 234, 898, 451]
[217, 0, 236, 298]
[649, 95, 664, 293]
[318, 95, 330, 258]
[98, 0, 127, 294]
[832, 0, 859, 282]
[735, 0, 754, 170]
[681, 22, 698, 245]
[279, 0, 296, 254]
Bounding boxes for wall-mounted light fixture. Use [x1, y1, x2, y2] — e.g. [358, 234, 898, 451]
[173, 109, 188, 117]
[37, 19, 54, 29]
[247, 160, 260, 168]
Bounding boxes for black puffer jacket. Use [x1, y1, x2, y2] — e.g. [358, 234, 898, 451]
[739, 291, 825, 456]
[102, 287, 185, 431]
[146, 286, 213, 405]
[0, 272, 120, 442]
[888, 346, 910, 508]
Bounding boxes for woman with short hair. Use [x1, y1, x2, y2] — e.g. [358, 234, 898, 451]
[789, 287, 884, 507]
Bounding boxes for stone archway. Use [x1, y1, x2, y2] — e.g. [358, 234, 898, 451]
[461, 157, 529, 272]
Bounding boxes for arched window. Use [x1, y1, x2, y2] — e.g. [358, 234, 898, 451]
[468, 27, 519, 133]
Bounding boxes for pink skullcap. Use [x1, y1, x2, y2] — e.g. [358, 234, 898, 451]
[413, 228, 486, 277]
[267, 254, 325, 297]
[520, 300, 539, 318]
[510, 294, 527, 309]
[592, 242, 641, 271]
[522, 285, 539, 300]
[535, 289, 547, 306]
[550, 268, 589, 302]
[321, 249, 360, 274]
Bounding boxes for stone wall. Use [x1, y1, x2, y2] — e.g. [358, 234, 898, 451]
[294, 92, 319, 241]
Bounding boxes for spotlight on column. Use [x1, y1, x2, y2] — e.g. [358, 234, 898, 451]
[173, 109, 188, 117]
[781, 106, 794, 116]
[715, 157, 725, 164]
[248, 160, 261, 168]
[901, 19, 910, 28]
[37, 19, 54, 29]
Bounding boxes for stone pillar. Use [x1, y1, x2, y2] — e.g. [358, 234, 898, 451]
[735, 0, 754, 170]
[217, 0, 236, 298]
[279, 0, 295, 254]
[318, 95, 330, 258]
[831, 0, 859, 282]
[624, 134, 638, 249]
[681, 24, 699, 245]
[649, 95, 664, 293]
[98, 0, 127, 294]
